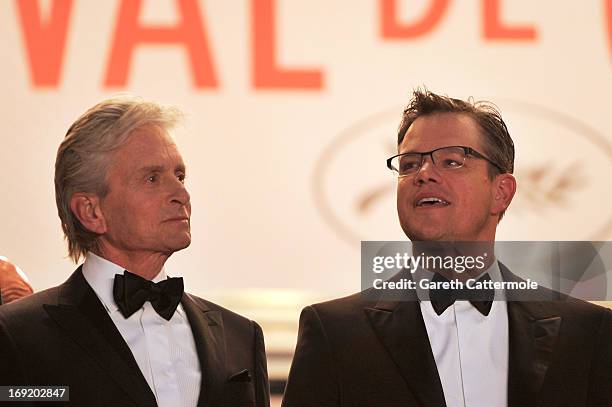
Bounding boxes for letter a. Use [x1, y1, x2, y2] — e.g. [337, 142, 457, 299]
[105, 0, 217, 88]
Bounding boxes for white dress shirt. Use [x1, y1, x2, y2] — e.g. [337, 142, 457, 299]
[416, 262, 509, 407]
[82, 252, 201, 407]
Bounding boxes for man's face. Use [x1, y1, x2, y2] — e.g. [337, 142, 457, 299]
[397, 113, 499, 241]
[99, 125, 191, 256]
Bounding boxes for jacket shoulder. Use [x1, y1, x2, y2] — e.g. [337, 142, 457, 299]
[0, 286, 61, 324]
[542, 296, 612, 332]
[184, 292, 261, 331]
[299, 290, 381, 331]
[311, 288, 383, 311]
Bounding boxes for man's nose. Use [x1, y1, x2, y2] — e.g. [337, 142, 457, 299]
[170, 179, 190, 206]
[414, 155, 442, 185]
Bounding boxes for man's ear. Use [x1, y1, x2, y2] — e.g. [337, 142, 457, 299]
[69, 193, 107, 234]
[491, 173, 516, 215]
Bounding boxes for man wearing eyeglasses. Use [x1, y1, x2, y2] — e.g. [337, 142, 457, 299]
[282, 89, 612, 406]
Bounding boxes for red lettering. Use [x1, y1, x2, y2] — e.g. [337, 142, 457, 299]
[104, 0, 217, 88]
[380, 0, 449, 39]
[252, 0, 323, 89]
[606, 0, 612, 59]
[16, 0, 73, 87]
[483, 0, 537, 40]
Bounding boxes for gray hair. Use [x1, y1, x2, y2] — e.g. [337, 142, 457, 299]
[55, 96, 182, 263]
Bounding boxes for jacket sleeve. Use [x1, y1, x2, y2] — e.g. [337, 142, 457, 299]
[281, 306, 340, 407]
[253, 320, 271, 407]
[587, 307, 612, 406]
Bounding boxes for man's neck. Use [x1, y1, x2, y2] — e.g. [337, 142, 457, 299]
[92, 245, 170, 280]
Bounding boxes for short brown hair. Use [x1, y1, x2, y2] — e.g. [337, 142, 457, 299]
[397, 88, 515, 178]
[55, 96, 181, 263]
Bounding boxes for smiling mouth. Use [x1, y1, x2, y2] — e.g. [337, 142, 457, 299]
[415, 197, 451, 208]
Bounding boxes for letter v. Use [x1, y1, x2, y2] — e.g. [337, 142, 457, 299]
[16, 0, 73, 87]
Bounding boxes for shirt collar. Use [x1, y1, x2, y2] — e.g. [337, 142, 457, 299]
[82, 252, 179, 315]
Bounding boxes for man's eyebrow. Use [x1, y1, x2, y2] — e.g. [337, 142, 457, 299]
[135, 164, 186, 176]
[137, 165, 165, 174]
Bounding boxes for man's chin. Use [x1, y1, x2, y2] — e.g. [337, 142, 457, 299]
[407, 233, 448, 242]
[166, 234, 191, 252]
[402, 224, 448, 242]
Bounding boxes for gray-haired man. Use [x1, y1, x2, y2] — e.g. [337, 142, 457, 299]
[0, 97, 270, 407]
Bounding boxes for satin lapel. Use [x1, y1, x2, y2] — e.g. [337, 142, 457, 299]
[365, 300, 446, 407]
[182, 294, 227, 407]
[507, 301, 561, 407]
[44, 268, 156, 407]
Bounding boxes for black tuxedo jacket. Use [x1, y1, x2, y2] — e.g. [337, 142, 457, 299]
[0, 267, 270, 407]
[282, 265, 612, 407]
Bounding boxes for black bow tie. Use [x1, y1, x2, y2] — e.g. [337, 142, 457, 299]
[113, 271, 184, 321]
[429, 272, 494, 316]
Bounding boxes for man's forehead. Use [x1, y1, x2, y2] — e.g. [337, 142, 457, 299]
[400, 113, 484, 152]
[110, 126, 186, 172]
[128, 152, 186, 173]
[126, 125, 176, 147]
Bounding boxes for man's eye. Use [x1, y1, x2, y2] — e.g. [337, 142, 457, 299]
[177, 174, 186, 183]
[400, 160, 421, 172]
[442, 159, 461, 168]
[147, 174, 157, 183]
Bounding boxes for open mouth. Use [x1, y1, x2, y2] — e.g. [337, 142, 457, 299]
[415, 197, 451, 208]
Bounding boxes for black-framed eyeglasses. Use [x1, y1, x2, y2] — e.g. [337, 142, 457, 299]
[386, 146, 502, 177]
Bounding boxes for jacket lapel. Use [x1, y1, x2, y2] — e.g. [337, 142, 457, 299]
[44, 267, 156, 407]
[182, 293, 227, 407]
[507, 300, 561, 407]
[500, 263, 562, 407]
[365, 299, 446, 407]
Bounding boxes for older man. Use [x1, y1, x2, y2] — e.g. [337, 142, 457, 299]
[0, 97, 270, 407]
[282, 89, 612, 406]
